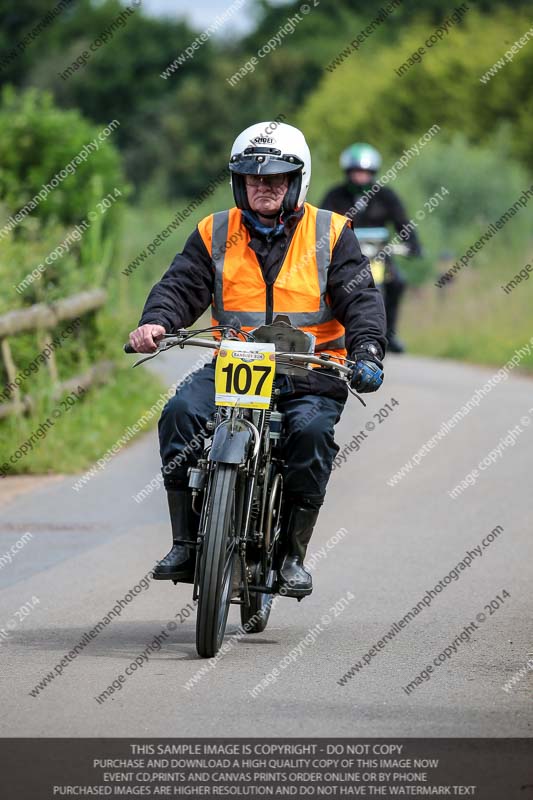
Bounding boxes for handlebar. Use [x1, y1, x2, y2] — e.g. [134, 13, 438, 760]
[354, 228, 411, 259]
[123, 331, 355, 377]
[359, 242, 410, 259]
[124, 326, 369, 404]
[388, 243, 410, 256]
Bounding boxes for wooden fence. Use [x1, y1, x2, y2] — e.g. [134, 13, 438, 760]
[0, 289, 114, 419]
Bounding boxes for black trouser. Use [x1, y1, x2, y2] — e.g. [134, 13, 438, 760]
[383, 258, 407, 337]
[158, 361, 345, 510]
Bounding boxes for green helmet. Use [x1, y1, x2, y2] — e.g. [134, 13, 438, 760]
[339, 143, 382, 174]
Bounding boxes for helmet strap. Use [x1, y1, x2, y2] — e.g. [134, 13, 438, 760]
[282, 172, 302, 213]
[232, 175, 252, 211]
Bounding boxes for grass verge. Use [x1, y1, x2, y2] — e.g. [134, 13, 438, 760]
[401, 250, 533, 370]
[0, 365, 163, 476]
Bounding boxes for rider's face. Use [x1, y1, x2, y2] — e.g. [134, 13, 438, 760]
[348, 168, 374, 185]
[245, 174, 289, 218]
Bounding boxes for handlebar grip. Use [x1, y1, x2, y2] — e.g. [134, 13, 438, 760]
[123, 343, 136, 354]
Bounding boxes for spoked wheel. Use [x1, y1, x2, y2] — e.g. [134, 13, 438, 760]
[196, 463, 240, 658]
[240, 561, 276, 634]
[240, 472, 283, 635]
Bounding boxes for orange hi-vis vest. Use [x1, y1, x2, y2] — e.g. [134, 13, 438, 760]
[197, 203, 350, 360]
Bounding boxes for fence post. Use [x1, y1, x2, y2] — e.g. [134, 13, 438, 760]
[0, 337, 24, 416]
[37, 330, 59, 385]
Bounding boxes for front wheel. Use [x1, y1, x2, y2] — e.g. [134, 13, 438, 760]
[196, 463, 240, 658]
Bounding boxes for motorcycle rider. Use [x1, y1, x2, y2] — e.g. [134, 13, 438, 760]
[128, 122, 386, 598]
[321, 143, 421, 353]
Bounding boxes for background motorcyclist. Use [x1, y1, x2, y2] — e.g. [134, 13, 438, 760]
[321, 142, 421, 353]
[129, 122, 386, 598]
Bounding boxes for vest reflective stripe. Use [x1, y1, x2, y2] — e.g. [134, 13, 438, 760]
[211, 210, 229, 318]
[213, 309, 269, 327]
[316, 335, 346, 352]
[199, 204, 348, 358]
[315, 206, 331, 286]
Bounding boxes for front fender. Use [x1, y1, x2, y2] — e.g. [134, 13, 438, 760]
[208, 421, 253, 465]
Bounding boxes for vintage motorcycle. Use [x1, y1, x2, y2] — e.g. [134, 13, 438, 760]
[125, 317, 359, 658]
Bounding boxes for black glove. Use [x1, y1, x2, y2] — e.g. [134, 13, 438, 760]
[349, 343, 384, 393]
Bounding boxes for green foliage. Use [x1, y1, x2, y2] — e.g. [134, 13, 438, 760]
[0, 364, 163, 475]
[293, 3, 533, 365]
[154, 47, 322, 197]
[298, 7, 533, 172]
[5, 0, 214, 198]
[391, 133, 531, 270]
[3, 0, 533, 200]
[401, 254, 533, 369]
[0, 86, 125, 231]
[0, 87, 130, 444]
[0, 0, 67, 86]
[0, 86, 125, 321]
[247, 0, 533, 37]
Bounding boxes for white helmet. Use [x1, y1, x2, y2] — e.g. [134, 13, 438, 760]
[229, 121, 311, 213]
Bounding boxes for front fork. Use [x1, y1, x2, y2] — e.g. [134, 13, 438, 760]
[237, 411, 267, 608]
[188, 405, 264, 604]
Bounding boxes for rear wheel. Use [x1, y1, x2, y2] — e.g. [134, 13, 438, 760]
[196, 463, 240, 658]
[240, 472, 283, 634]
[240, 561, 276, 634]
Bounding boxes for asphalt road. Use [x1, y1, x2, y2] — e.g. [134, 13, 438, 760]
[0, 349, 531, 737]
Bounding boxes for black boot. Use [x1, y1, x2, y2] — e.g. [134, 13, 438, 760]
[386, 332, 405, 353]
[153, 489, 198, 582]
[278, 505, 319, 598]
[384, 273, 406, 354]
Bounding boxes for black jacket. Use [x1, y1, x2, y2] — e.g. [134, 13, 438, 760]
[321, 183, 421, 256]
[139, 206, 387, 401]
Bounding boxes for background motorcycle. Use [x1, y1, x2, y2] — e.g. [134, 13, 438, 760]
[354, 226, 409, 291]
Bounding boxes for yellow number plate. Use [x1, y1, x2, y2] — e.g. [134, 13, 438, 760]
[370, 258, 386, 285]
[215, 341, 276, 409]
